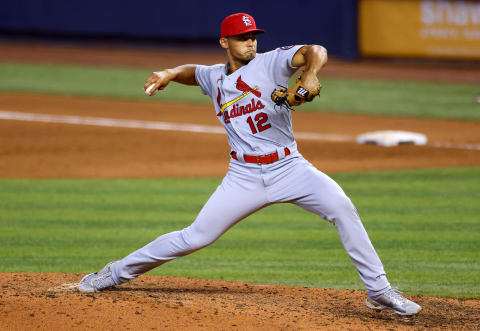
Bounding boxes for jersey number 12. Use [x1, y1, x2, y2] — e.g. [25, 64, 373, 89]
[246, 112, 271, 134]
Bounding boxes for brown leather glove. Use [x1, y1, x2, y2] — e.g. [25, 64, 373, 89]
[271, 75, 322, 110]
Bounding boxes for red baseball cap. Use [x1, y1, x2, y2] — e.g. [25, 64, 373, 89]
[220, 13, 265, 38]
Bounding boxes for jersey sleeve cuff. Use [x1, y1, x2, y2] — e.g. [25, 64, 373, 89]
[195, 65, 209, 96]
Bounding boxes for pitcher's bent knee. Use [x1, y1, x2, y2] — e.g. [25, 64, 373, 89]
[328, 194, 360, 225]
[180, 226, 219, 252]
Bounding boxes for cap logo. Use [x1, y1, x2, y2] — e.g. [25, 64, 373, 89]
[242, 15, 252, 26]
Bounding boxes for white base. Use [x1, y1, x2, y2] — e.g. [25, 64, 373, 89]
[357, 130, 427, 147]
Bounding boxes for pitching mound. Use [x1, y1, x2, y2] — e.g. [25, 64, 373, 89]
[0, 272, 478, 330]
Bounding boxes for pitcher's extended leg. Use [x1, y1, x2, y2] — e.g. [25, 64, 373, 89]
[298, 173, 389, 292]
[266, 159, 390, 293]
[112, 166, 269, 284]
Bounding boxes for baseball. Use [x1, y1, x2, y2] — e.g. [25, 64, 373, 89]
[145, 84, 156, 96]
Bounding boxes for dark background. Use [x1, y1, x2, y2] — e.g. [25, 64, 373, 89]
[0, 0, 358, 58]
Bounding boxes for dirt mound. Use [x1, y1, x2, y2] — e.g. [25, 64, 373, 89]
[0, 272, 478, 330]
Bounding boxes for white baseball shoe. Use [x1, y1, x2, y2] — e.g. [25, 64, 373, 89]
[78, 261, 118, 293]
[366, 287, 422, 316]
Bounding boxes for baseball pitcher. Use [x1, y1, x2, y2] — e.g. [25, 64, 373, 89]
[78, 13, 421, 316]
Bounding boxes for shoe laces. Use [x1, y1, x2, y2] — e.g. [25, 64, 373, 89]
[383, 287, 408, 305]
[92, 271, 114, 289]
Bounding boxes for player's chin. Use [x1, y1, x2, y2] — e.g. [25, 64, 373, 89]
[243, 51, 256, 61]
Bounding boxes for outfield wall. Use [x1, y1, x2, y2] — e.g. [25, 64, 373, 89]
[0, 0, 358, 58]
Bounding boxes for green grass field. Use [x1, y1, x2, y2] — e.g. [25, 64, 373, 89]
[1, 62, 479, 120]
[1, 168, 479, 298]
[1, 61, 479, 299]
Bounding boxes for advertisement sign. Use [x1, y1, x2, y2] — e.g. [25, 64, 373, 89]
[359, 0, 480, 59]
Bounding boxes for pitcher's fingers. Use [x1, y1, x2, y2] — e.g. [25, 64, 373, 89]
[144, 81, 152, 90]
[144, 72, 161, 88]
[144, 77, 157, 90]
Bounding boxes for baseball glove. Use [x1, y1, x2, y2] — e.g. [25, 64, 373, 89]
[271, 74, 322, 110]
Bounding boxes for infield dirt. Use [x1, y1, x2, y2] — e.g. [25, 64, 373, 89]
[0, 43, 479, 330]
[1, 273, 479, 330]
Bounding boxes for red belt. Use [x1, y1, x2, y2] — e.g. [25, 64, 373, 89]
[231, 148, 290, 164]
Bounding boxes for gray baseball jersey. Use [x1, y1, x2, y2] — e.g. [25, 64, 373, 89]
[195, 45, 302, 155]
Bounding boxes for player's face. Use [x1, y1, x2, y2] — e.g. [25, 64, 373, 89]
[223, 33, 258, 64]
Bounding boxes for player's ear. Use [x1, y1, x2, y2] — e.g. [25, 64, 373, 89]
[219, 37, 228, 49]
